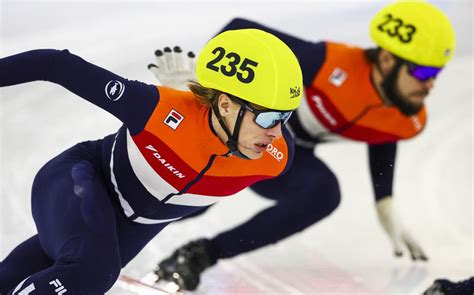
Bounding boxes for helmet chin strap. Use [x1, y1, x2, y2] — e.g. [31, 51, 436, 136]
[211, 103, 251, 160]
[380, 58, 422, 116]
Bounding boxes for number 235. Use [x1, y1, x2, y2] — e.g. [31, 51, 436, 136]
[206, 47, 259, 84]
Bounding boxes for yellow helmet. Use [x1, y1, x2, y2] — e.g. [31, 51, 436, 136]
[196, 29, 303, 111]
[370, 0, 456, 67]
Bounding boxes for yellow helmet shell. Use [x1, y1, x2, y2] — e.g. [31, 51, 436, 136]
[370, 0, 456, 67]
[196, 29, 303, 111]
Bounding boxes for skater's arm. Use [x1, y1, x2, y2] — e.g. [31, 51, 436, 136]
[369, 142, 428, 261]
[368, 142, 396, 201]
[279, 125, 295, 176]
[0, 49, 158, 134]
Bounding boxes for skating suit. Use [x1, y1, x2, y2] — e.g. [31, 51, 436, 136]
[223, 18, 427, 200]
[193, 18, 428, 261]
[0, 49, 294, 224]
[0, 49, 293, 294]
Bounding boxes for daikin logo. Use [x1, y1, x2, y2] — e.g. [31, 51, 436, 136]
[105, 80, 125, 101]
[311, 95, 337, 126]
[145, 144, 186, 178]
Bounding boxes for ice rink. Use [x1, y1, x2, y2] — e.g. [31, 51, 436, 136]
[1, 1, 472, 294]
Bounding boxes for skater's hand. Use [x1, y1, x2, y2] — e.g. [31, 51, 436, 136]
[376, 197, 428, 261]
[148, 46, 196, 91]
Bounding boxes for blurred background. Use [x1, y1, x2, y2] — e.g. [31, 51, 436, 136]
[1, 1, 472, 294]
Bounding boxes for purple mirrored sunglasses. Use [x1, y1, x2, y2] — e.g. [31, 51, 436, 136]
[405, 61, 443, 82]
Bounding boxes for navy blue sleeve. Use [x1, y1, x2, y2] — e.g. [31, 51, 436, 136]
[368, 143, 397, 201]
[0, 49, 158, 135]
[279, 125, 295, 176]
[220, 18, 327, 87]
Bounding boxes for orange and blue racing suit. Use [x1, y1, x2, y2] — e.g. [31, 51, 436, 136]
[0, 49, 293, 294]
[184, 18, 427, 261]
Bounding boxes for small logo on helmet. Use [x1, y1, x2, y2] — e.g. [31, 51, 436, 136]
[444, 49, 451, 57]
[164, 109, 184, 130]
[105, 80, 125, 101]
[290, 86, 301, 98]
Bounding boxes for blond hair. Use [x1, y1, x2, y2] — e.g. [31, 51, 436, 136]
[188, 81, 224, 107]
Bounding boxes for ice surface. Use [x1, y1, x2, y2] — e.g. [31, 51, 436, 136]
[1, 1, 472, 294]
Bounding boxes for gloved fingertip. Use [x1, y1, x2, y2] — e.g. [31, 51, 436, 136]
[394, 251, 403, 257]
[155, 50, 163, 56]
[420, 255, 428, 261]
[147, 63, 157, 69]
[164, 47, 172, 53]
[188, 51, 196, 58]
[173, 46, 182, 53]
